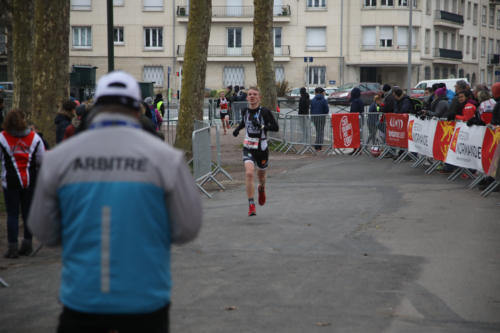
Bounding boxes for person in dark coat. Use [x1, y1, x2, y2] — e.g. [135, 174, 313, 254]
[393, 87, 412, 114]
[444, 80, 469, 120]
[382, 84, 396, 113]
[427, 87, 449, 118]
[490, 82, 500, 126]
[310, 87, 329, 151]
[298, 87, 311, 142]
[54, 100, 76, 144]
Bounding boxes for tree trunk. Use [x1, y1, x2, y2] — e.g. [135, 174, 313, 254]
[252, 0, 276, 111]
[0, 0, 14, 81]
[12, 0, 33, 113]
[174, 0, 212, 153]
[32, 0, 69, 145]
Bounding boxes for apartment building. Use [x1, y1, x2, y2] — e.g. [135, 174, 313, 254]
[67, 0, 500, 95]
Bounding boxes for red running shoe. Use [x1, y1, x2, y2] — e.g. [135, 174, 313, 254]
[248, 204, 257, 216]
[258, 185, 266, 206]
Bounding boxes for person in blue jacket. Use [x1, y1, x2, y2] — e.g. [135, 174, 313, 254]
[310, 87, 329, 151]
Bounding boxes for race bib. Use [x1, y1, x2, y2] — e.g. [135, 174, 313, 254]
[243, 136, 259, 149]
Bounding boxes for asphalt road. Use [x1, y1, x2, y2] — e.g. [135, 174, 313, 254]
[1, 155, 499, 332]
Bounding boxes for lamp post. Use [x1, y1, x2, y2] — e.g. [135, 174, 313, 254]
[406, 0, 413, 94]
[107, 0, 114, 72]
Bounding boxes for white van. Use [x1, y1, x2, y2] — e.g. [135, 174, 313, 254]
[414, 78, 469, 90]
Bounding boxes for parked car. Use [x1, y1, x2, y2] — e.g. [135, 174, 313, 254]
[328, 82, 381, 105]
[287, 86, 336, 101]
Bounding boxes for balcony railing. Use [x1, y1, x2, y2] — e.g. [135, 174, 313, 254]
[488, 53, 500, 64]
[177, 45, 290, 57]
[176, 5, 291, 17]
[434, 10, 464, 25]
[433, 48, 463, 60]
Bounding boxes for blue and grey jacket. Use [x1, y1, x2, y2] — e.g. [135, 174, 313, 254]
[28, 112, 202, 314]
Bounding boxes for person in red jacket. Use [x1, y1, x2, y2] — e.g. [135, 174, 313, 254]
[455, 91, 477, 121]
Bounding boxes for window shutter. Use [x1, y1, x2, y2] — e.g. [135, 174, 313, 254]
[362, 27, 376, 49]
[380, 27, 393, 40]
[144, 0, 163, 10]
[306, 28, 326, 49]
[398, 27, 408, 47]
[71, 0, 91, 10]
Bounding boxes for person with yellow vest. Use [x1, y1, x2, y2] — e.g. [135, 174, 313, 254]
[154, 93, 165, 117]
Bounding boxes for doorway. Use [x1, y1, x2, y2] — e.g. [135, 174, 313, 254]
[360, 67, 377, 82]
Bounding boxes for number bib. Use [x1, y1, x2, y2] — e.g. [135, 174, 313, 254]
[243, 135, 259, 149]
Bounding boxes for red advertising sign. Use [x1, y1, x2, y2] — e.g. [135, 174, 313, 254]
[385, 113, 408, 148]
[481, 126, 500, 173]
[331, 113, 360, 149]
[432, 121, 456, 162]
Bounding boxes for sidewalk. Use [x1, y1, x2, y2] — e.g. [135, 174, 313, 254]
[1, 141, 499, 332]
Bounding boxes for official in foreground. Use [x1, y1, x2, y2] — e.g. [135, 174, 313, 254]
[28, 71, 202, 333]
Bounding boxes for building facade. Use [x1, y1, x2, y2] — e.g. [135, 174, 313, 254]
[68, 0, 500, 96]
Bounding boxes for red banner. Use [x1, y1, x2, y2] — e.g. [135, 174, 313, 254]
[385, 113, 408, 148]
[481, 126, 500, 173]
[331, 113, 360, 149]
[432, 121, 456, 162]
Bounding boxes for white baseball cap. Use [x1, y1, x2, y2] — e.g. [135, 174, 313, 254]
[94, 71, 141, 110]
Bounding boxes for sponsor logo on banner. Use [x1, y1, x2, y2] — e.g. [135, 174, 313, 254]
[340, 115, 353, 146]
[408, 120, 414, 141]
[331, 113, 360, 149]
[481, 127, 500, 173]
[385, 113, 408, 148]
[445, 123, 486, 172]
[407, 116, 437, 158]
[450, 127, 460, 153]
[432, 121, 455, 162]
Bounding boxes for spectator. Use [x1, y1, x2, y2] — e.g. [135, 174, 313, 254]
[455, 90, 477, 122]
[28, 71, 202, 332]
[154, 93, 165, 117]
[367, 94, 383, 145]
[476, 90, 496, 124]
[438, 82, 455, 104]
[427, 87, 449, 118]
[298, 87, 311, 142]
[490, 82, 500, 125]
[445, 80, 469, 120]
[382, 84, 396, 113]
[144, 96, 163, 131]
[55, 100, 76, 144]
[422, 87, 434, 110]
[350, 87, 364, 114]
[0, 97, 4, 129]
[310, 87, 329, 151]
[393, 87, 412, 114]
[236, 86, 247, 102]
[1, 109, 45, 258]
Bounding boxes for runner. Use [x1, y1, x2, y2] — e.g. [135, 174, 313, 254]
[232, 87, 279, 216]
[217, 91, 230, 134]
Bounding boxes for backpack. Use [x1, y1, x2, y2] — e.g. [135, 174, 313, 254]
[149, 106, 158, 129]
[409, 97, 423, 114]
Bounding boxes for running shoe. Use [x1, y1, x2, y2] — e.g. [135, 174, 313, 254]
[258, 185, 266, 206]
[248, 204, 256, 216]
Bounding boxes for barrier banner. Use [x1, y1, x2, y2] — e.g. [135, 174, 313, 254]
[408, 115, 438, 158]
[482, 126, 500, 175]
[331, 113, 360, 149]
[488, 136, 500, 179]
[445, 122, 486, 172]
[432, 120, 456, 162]
[385, 113, 408, 148]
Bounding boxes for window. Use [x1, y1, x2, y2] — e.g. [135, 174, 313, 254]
[426, 0, 431, 15]
[144, 27, 163, 49]
[0, 32, 6, 55]
[466, 36, 470, 54]
[497, 40, 500, 54]
[489, 38, 494, 55]
[435, 30, 440, 48]
[443, 0, 449, 11]
[113, 27, 124, 44]
[273, 27, 282, 55]
[467, 1, 471, 20]
[143, 0, 163, 11]
[473, 4, 478, 25]
[227, 27, 242, 48]
[452, 0, 457, 13]
[307, 0, 326, 8]
[308, 66, 326, 85]
[275, 66, 285, 83]
[489, 6, 495, 26]
[481, 37, 486, 57]
[442, 67, 448, 79]
[71, 0, 91, 10]
[451, 32, 455, 49]
[497, 9, 500, 29]
[143, 66, 164, 87]
[379, 27, 393, 47]
[362, 27, 376, 49]
[488, 68, 493, 85]
[425, 29, 430, 53]
[451, 67, 456, 77]
[72, 26, 92, 48]
[459, 68, 464, 77]
[434, 67, 440, 79]
[443, 32, 448, 49]
[397, 27, 417, 49]
[398, 0, 416, 7]
[459, 0, 465, 15]
[458, 34, 464, 52]
[364, 0, 376, 7]
[424, 66, 431, 80]
[113, 0, 124, 5]
[482, 5, 487, 25]
[472, 37, 477, 59]
[223, 66, 245, 87]
[480, 69, 485, 84]
[306, 27, 326, 51]
[381, 0, 394, 6]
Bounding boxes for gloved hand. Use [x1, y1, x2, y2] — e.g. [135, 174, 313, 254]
[233, 128, 240, 137]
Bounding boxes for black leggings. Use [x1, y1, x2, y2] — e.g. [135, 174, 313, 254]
[57, 304, 170, 333]
[3, 186, 33, 244]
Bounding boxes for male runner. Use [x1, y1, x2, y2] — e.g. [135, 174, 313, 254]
[233, 87, 279, 216]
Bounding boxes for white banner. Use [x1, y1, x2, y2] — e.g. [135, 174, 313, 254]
[407, 115, 438, 158]
[445, 122, 487, 173]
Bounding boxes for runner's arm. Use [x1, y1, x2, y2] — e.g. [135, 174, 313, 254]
[233, 110, 247, 136]
[263, 110, 279, 132]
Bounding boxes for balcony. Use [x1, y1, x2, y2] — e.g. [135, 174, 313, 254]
[434, 10, 464, 28]
[488, 53, 500, 65]
[433, 48, 463, 62]
[176, 5, 291, 22]
[176, 45, 291, 62]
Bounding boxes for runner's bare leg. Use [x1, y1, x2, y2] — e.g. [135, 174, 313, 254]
[245, 161, 255, 199]
[257, 169, 266, 189]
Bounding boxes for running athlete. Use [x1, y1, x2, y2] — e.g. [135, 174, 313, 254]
[217, 91, 230, 134]
[233, 87, 279, 216]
